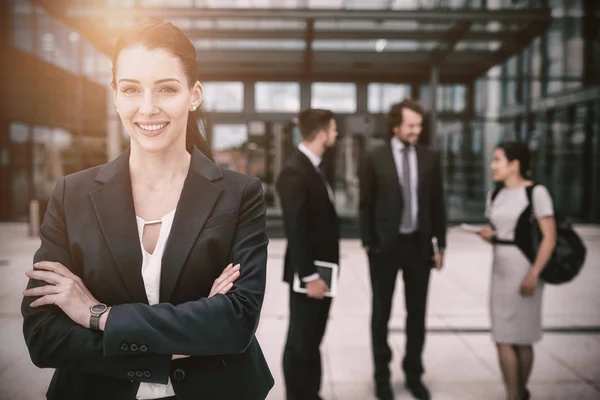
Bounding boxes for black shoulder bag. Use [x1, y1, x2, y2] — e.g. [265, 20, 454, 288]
[490, 184, 587, 284]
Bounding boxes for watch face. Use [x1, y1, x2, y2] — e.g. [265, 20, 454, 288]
[91, 304, 107, 314]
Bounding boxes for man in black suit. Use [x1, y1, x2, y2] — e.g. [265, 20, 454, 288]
[276, 109, 339, 400]
[359, 99, 447, 400]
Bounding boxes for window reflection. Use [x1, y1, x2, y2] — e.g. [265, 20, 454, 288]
[202, 82, 244, 112]
[255, 82, 300, 113]
[12, 0, 34, 52]
[311, 83, 356, 113]
[368, 83, 411, 113]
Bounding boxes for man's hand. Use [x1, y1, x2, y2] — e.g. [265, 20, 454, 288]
[478, 225, 494, 243]
[433, 252, 445, 270]
[305, 278, 329, 299]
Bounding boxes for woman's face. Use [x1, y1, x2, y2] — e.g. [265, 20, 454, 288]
[490, 148, 519, 182]
[113, 45, 202, 154]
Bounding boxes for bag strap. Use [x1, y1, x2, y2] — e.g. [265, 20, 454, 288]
[525, 184, 536, 204]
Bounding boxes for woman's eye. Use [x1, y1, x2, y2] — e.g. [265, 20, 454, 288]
[159, 86, 177, 93]
[121, 87, 139, 94]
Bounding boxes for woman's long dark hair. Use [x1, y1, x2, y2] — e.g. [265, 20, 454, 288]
[111, 18, 214, 161]
[497, 141, 532, 179]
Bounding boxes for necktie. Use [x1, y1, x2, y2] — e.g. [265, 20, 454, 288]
[400, 146, 413, 231]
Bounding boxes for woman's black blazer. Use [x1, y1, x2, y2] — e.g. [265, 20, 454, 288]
[21, 146, 274, 400]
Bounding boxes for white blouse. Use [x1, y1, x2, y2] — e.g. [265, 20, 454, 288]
[134, 209, 177, 400]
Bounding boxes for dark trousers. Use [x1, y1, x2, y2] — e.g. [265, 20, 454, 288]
[283, 287, 332, 400]
[368, 233, 431, 385]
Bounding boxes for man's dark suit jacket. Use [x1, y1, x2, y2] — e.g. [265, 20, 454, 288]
[276, 150, 340, 284]
[21, 147, 274, 400]
[359, 142, 447, 262]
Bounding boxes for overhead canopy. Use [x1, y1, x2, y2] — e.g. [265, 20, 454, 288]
[35, 0, 551, 83]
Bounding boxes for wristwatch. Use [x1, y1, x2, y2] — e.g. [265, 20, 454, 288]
[89, 303, 108, 331]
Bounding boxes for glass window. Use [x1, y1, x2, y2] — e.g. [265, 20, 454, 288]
[194, 39, 304, 51]
[311, 83, 356, 113]
[95, 52, 112, 85]
[419, 85, 465, 113]
[202, 82, 244, 112]
[564, 17, 583, 88]
[474, 78, 487, 114]
[212, 124, 249, 174]
[255, 82, 300, 113]
[12, 0, 34, 53]
[82, 40, 96, 80]
[52, 19, 80, 73]
[9, 122, 30, 219]
[36, 7, 55, 63]
[368, 83, 411, 113]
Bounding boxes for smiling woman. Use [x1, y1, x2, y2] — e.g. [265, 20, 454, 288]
[21, 19, 273, 400]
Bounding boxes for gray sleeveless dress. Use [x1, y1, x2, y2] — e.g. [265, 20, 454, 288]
[485, 185, 554, 345]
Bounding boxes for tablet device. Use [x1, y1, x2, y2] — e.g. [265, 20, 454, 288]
[293, 261, 339, 298]
[460, 223, 483, 233]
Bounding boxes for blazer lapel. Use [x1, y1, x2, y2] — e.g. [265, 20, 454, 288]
[297, 150, 334, 208]
[90, 149, 148, 303]
[159, 147, 223, 302]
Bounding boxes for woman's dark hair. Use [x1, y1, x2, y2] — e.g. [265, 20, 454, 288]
[497, 141, 531, 179]
[111, 18, 214, 161]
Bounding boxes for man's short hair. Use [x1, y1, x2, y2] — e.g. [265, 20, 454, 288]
[297, 109, 335, 141]
[386, 99, 426, 137]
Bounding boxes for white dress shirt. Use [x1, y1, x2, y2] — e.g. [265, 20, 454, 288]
[134, 209, 177, 400]
[297, 143, 333, 283]
[391, 137, 419, 233]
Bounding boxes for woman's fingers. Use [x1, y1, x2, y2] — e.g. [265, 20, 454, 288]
[25, 269, 63, 285]
[30, 294, 59, 308]
[219, 282, 233, 294]
[212, 264, 234, 286]
[23, 285, 60, 297]
[34, 261, 74, 278]
[213, 270, 240, 294]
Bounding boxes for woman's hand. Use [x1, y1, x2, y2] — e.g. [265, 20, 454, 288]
[478, 225, 494, 243]
[172, 263, 241, 360]
[520, 270, 539, 296]
[209, 263, 241, 298]
[23, 261, 99, 328]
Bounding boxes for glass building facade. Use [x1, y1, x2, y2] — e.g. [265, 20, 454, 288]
[2, 0, 598, 226]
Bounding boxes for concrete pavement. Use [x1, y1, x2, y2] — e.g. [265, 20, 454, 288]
[1, 223, 599, 399]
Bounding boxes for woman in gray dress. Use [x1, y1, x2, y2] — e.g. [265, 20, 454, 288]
[478, 142, 557, 400]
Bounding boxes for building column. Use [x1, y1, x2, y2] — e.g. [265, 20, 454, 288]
[356, 82, 368, 114]
[429, 67, 439, 149]
[483, 66, 501, 195]
[300, 81, 311, 111]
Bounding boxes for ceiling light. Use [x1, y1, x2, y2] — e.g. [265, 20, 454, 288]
[375, 39, 388, 52]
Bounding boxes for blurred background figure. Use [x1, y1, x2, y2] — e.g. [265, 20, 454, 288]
[276, 109, 339, 400]
[478, 142, 556, 400]
[359, 99, 446, 400]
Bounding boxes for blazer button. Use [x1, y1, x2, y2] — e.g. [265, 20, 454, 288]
[127, 370, 135, 378]
[135, 371, 143, 378]
[130, 344, 139, 352]
[172, 368, 186, 382]
[120, 343, 129, 352]
[143, 370, 151, 378]
[140, 345, 148, 352]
